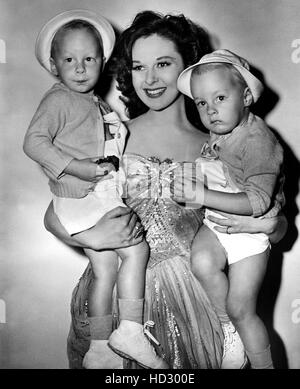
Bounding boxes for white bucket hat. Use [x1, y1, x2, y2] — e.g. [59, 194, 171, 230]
[35, 9, 115, 74]
[177, 49, 263, 103]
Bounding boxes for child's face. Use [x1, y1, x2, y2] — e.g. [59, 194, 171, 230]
[191, 67, 249, 135]
[50, 28, 103, 94]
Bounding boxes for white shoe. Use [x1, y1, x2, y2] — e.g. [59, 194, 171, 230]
[108, 320, 169, 369]
[221, 321, 248, 369]
[83, 340, 124, 369]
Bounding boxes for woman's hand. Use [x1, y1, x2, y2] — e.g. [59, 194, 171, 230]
[44, 202, 144, 250]
[207, 211, 288, 244]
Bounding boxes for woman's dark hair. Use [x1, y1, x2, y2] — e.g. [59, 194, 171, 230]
[110, 10, 213, 123]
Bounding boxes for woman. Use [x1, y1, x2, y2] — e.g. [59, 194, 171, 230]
[44, 11, 287, 369]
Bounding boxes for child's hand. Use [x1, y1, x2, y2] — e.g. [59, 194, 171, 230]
[172, 163, 205, 207]
[64, 157, 109, 182]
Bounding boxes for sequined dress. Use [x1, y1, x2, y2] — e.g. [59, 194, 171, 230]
[67, 153, 224, 369]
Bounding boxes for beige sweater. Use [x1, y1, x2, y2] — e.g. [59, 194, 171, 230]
[23, 82, 114, 198]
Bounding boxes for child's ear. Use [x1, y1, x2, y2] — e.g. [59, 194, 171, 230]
[243, 87, 253, 107]
[49, 58, 59, 76]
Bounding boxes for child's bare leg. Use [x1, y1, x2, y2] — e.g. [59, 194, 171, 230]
[108, 241, 168, 369]
[83, 249, 122, 369]
[116, 241, 149, 299]
[227, 249, 273, 369]
[85, 248, 118, 317]
[191, 225, 246, 369]
[191, 225, 228, 319]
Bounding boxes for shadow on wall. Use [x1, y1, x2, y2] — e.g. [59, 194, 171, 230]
[252, 67, 300, 369]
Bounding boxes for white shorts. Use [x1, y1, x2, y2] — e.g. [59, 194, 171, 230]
[53, 170, 126, 235]
[204, 212, 270, 264]
[53, 119, 127, 235]
[196, 157, 270, 264]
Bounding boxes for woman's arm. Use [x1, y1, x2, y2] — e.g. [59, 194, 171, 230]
[207, 211, 288, 244]
[44, 201, 144, 250]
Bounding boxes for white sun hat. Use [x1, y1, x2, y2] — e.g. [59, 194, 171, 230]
[177, 49, 264, 103]
[35, 9, 115, 74]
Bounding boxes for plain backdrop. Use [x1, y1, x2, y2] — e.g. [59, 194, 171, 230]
[0, 0, 299, 368]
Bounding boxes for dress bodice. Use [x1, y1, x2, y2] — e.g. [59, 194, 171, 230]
[123, 153, 203, 268]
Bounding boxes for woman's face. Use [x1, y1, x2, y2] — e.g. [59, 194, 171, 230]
[131, 34, 185, 111]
